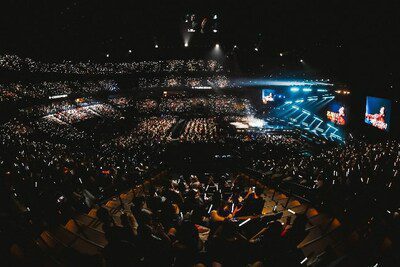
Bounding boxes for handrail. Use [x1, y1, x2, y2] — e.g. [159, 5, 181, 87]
[60, 225, 105, 249]
[74, 219, 105, 234]
[298, 225, 341, 249]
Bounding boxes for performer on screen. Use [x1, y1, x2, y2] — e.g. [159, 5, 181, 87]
[327, 106, 346, 125]
[365, 106, 387, 130]
[262, 93, 274, 104]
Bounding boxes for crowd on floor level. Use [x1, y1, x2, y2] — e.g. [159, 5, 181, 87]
[116, 117, 178, 147]
[125, 95, 254, 115]
[180, 118, 219, 143]
[17, 95, 253, 120]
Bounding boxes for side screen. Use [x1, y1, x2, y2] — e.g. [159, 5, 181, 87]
[326, 102, 347, 126]
[262, 89, 275, 104]
[365, 96, 391, 131]
[262, 89, 285, 104]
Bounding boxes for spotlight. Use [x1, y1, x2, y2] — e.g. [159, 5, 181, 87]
[215, 44, 220, 48]
[106, 54, 110, 58]
[213, 29, 218, 33]
[128, 49, 132, 53]
[213, 14, 218, 19]
[300, 59, 304, 63]
[234, 45, 237, 49]
[155, 44, 159, 48]
[279, 53, 283, 57]
[254, 47, 259, 51]
[290, 87, 300, 92]
[184, 42, 188, 47]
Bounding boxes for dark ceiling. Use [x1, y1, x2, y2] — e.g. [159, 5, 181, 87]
[0, 0, 399, 96]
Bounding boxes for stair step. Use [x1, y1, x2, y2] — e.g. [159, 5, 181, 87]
[51, 226, 103, 255]
[65, 220, 107, 247]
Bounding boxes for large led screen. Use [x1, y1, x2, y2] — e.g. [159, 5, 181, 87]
[365, 96, 391, 131]
[326, 102, 348, 126]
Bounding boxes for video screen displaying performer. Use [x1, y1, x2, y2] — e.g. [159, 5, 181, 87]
[326, 103, 347, 125]
[262, 89, 275, 104]
[261, 89, 285, 104]
[365, 96, 391, 131]
[183, 14, 219, 33]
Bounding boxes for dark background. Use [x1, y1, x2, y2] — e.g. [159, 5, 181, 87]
[0, 1, 398, 95]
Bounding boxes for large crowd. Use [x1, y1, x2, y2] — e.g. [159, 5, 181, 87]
[245, 134, 400, 251]
[0, 54, 223, 74]
[180, 118, 219, 143]
[0, 117, 162, 217]
[24, 103, 120, 125]
[16, 94, 252, 121]
[157, 96, 253, 116]
[96, 173, 310, 266]
[0, 78, 240, 106]
[94, 134, 400, 266]
[108, 96, 136, 108]
[116, 117, 177, 148]
[0, 89, 399, 266]
[135, 99, 158, 114]
[34, 116, 89, 142]
[138, 75, 231, 89]
[0, 80, 119, 104]
[248, 137, 400, 196]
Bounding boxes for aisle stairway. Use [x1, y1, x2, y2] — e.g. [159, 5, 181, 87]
[36, 187, 139, 265]
[262, 188, 345, 265]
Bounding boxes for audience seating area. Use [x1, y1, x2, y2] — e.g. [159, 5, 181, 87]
[34, 173, 346, 266]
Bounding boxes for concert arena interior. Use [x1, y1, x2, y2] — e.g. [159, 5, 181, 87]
[0, 2, 399, 267]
